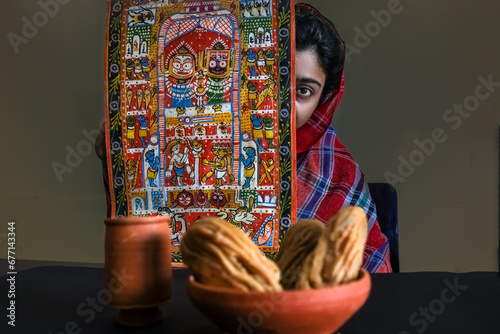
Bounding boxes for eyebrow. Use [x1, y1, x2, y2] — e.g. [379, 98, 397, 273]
[296, 77, 323, 88]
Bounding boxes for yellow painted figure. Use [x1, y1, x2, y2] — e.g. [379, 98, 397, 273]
[202, 144, 235, 187]
[126, 159, 138, 190]
[257, 49, 266, 75]
[247, 81, 257, 110]
[255, 78, 276, 110]
[263, 115, 275, 149]
[265, 49, 275, 77]
[126, 116, 135, 148]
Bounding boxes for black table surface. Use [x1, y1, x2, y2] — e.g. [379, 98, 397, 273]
[1, 266, 499, 334]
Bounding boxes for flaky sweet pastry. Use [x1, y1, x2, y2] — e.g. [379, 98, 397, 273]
[181, 217, 282, 292]
[295, 206, 368, 289]
[275, 219, 325, 289]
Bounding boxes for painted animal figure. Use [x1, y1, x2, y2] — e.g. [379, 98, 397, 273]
[255, 78, 276, 110]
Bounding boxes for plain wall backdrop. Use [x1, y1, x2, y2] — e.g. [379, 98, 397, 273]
[0, 0, 498, 272]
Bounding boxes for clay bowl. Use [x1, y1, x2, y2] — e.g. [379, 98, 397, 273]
[186, 269, 370, 334]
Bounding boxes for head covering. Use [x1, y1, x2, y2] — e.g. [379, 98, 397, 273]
[295, 3, 391, 273]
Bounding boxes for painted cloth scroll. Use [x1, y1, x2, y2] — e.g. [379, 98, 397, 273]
[104, 0, 295, 265]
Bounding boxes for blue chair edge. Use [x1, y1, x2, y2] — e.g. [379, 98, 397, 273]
[368, 182, 400, 273]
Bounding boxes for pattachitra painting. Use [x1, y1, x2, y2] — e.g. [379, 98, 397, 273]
[104, 0, 296, 266]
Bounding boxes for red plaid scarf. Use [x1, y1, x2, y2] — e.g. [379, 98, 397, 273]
[296, 76, 391, 273]
[295, 5, 391, 272]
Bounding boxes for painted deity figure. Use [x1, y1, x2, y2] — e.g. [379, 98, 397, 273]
[138, 115, 148, 147]
[247, 81, 257, 110]
[141, 57, 151, 81]
[246, 49, 258, 77]
[126, 159, 138, 190]
[134, 58, 144, 80]
[162, 45, 196, 108]
[265, 49, 275, 77]
[250, 114, 265, 150]
[126, 116, 136, 148]
[261, 0, 270, 16]
[257, 27, 265, 45]
[200, 42, 233, 105]
[257, 49, 266, 75]
[202, 144, 235, 187]
[263, 115, 275, 149]
[145, 149, 160, 187]
[241, 147, 256, 189]
[165, 139, 194, 186]
[126, 59, 134, 79]
[241, 1, 251, 17]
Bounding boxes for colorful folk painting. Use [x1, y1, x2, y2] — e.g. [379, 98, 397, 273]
[105, 0, 296, 265]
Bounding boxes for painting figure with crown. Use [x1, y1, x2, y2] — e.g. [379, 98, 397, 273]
[199, 42, 234, 105]
[161, 45, 197, 108]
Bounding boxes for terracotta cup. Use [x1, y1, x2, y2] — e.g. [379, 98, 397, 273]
[104, 216, 172, 326]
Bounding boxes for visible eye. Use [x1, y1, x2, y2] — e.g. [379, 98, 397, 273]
[183, 62, 192, 70]
[209, 60, 217, 67]
[219, 60, 227, 68]
[296, 87, 312, 98]
[173, 62, 181, 69]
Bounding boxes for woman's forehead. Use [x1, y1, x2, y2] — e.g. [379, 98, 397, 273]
[295, 50, 326, 85]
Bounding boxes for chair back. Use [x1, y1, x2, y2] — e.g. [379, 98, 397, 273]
[368, 183, 400, 272]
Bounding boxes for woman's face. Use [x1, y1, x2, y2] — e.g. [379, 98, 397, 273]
[295, 50, 326, 129]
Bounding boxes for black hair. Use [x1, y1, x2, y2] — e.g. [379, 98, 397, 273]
[295, 4, 345, 102]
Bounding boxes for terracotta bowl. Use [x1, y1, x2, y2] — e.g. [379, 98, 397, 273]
[186, 269, 370, 334]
